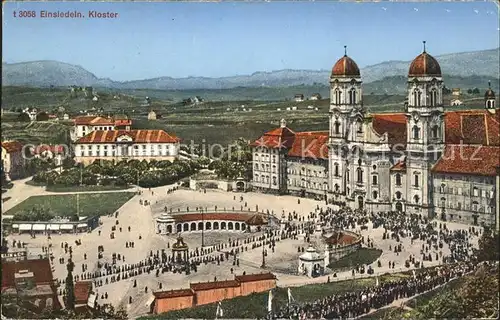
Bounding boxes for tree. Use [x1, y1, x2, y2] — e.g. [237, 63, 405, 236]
[62, 157, 76, 169]
[64, 258, 76, 311]
[472, 87, 480, 95]
[467, 88, 473, 94]
[476, 227, 499, 261]
[18, 112, 31, 122]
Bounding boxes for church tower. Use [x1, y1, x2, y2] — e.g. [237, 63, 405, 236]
[328, 46, 362, 203]
[485, 81, 496, 114]
[405, 41, 445, 217]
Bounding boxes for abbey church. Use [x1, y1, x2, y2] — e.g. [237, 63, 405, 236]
[251, 43, 500, 229]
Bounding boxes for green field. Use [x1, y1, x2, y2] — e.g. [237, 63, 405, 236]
[5, 192, 135, 220]
[44, 184, 130, 193]
[141, 272, 412, 319]
[328, 248, 383, 270]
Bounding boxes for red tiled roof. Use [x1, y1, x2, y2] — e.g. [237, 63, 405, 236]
[75, 130, 180, 144]
[74, 116, 132, 127]
[372, 113, 407, 147]
[326, 232, 359, 245]
[153, 288, 194, 299]
[432, 145, 500, 176]
[235, 273, 276, 283]
[250, 126, 296, 149]
[74, 281, 92, 304]
[444, 110, 500, 146]
[245, 214, 268, 226]
[288, 131, 329, 160]
[1, 141, 23, 153]
[1, 259, 54, 289]
[190, 280, 240, 291]
[390, 160, 406, 172]
[173, 213, 253, 223]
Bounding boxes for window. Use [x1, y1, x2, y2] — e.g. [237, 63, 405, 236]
[346, 170, 350, 183]
[334, 184, 339, 191]
[414, 195, 420, 204]
[334, 121, 341, 134]
[412, 126, 420, 139]
[372, 191, 378, 199]
[472, 201, 478, 211]
[440, 184, 446, 193]
[255, 164, 258, 170]
[414, 174, 419, 187]
[395, 174, 402, 186]
[347, 187, 350, 195]
[413, 89, 421, 107]
[473, 187, 479, 197]
[334, 163, 339, 177]
[356, 119, 363, 134]
[357, 168, 363, 183]
[372, 175, 378, 185]
[430, 89, 437, 107]
[334, 89, 342, 104]
[349, 89, 357, 104]
[431, 125, 439, 139]
[272, 176, 277, 185]
[396, 191, 402, 199]
[440, 197, 446, 207]
[372, 165, 377, 170]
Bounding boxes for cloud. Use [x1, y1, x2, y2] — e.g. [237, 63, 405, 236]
[413, 8, 419, 12]
[382, 7, 387, 11]
[473, 9, 479, 14]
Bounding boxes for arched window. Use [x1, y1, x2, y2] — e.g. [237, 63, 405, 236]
[372, 191, 378, 199]
[357, 168, 363, 183]
[412, 126, 420, 140]
[334, 121, 341, 134]
[440, 184, 446, 193]
[414, 195, 420, 204]
[334, 184, 339, 191]
[430, 89, 437, 106]
[334, 163, 339, 177]
[413, 89, 421, 107]
[395, 191, 402, 199]
[356, 118, 363, 134]
[272, 176, 277, 185]
[440, 197, 446, 207]
[349, 89, 357, 104]
[414, 174, 419, 187]
[372, 175, 378, 185]
[431, 125, 439, 139]
[395, 174, 402, 186]
[334, 88, 342, 104]
[487, 100, 491, 108]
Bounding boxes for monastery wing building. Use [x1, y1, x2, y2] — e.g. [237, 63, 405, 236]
[251, 44, 500, 229]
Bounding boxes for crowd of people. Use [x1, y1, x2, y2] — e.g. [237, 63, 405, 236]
[268, 261, 497, 320]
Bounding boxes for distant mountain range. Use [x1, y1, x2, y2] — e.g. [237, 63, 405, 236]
[2, 48, 499, 91]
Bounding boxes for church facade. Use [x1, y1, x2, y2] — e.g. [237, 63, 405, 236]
[251, 44, 500, 228]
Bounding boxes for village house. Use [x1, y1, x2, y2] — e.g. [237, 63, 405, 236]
[73, 115, 132, 140]
[1, 259, 61, 314]
[294, 94, 304, 102]
[73, 129, 181, 165]
[310, 93, 322, 100]
[30, 145, 70, 167]
[148, 110, 162, 120]
[1, 140, 25, 181]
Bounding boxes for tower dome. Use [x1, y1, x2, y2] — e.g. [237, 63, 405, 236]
[331, 46, 360, 78]
[408, 41, 442, 77]
[485, 81, 496, 99]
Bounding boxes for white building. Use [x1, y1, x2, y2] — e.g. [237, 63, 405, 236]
[251, 44, 500, 228]
[73, 129, 180, 165]
[73, 115, 132, 140]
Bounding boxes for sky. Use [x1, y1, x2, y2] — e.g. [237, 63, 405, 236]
[2, 1, 499, 81]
